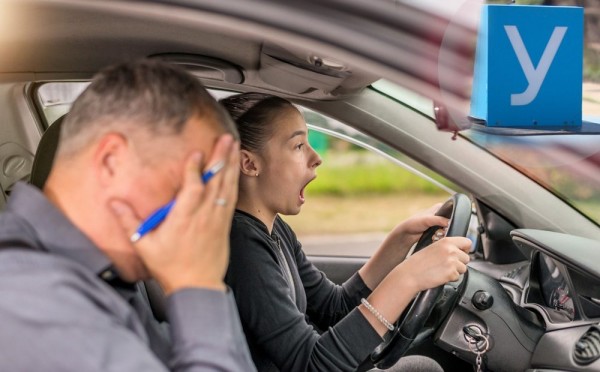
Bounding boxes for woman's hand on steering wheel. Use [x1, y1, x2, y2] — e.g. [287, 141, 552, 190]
[399, 236, 472, 293]
[366, 193, 475, 370]
[360, 203, 453, 290]
[382, 203, 449, 261]
[360, 236, 472, 338]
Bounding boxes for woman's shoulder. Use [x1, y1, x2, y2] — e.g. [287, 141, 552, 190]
[230, 210, 276, 256]
[227, 213, 283, 283]
[232, 210, 268, 236]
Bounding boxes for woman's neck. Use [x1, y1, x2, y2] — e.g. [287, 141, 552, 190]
[236, 193, 277, 233]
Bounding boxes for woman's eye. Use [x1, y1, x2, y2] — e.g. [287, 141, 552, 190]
[296, 143, 304, 150]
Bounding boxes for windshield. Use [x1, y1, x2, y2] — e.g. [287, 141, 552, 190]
[372, 79, 600, 225]
[464, 130, 600, 225]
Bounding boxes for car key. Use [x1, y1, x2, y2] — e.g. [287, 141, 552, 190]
[463, 325, 490, 372]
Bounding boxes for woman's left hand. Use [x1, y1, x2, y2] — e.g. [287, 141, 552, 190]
[392, 203, 448, 243]
[382, 203, 449, 263]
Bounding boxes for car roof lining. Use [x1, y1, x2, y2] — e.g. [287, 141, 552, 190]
[0, 1, 378, 100]
[0, 0, 474, 108]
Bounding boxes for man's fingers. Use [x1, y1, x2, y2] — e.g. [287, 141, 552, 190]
[109, 199, 142, 240]
[214, 140, 240, 214]
[204, 134, 234, 171]
[169, 151, 204, 219]
[198, 135, 234, 214]
[209, 141, 240, 224]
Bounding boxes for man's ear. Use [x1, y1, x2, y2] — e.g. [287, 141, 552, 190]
[240, 149, 259, 176]
[92, 132, 131, 186]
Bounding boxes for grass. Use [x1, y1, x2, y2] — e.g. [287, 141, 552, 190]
[308, 163, 444, 196]
[307, 150, 451, 197]
[282, 194, 449, 236]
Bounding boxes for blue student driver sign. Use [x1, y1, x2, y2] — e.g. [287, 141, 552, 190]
[470, 5, 583, 129]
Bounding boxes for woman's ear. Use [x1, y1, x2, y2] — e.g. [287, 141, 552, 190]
[240, 149, 259, 177]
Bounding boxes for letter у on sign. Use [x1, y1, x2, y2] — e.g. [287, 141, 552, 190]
[469, 5, 583, 129]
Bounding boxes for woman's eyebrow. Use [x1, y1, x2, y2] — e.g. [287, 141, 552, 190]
[287, 130, 306, 141]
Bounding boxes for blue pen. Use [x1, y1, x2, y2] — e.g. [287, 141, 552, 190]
[130, 160, 225, 242]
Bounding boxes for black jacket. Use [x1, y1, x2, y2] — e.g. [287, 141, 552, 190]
[226, 210, 382, 372]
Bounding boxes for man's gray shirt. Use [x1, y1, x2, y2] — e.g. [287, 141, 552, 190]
[0, 182, 256, 371]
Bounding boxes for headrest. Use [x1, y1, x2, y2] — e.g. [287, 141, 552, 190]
[30, 114, 66, 189]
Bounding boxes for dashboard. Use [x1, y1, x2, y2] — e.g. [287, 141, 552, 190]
[538, 253, 576, 320]
[512, 230, 600, 371]
[497, 233, 600, 327]
[527, 252, 577, 323]
[437, 229, 600, 372]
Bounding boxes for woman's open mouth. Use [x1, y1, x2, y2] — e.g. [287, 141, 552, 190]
[299, 176, 316, 204]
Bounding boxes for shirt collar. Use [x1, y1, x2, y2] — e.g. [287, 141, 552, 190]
[7, 182, 112, 275]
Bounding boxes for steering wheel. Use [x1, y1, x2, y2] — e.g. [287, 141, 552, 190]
[370, 193, 472, 369]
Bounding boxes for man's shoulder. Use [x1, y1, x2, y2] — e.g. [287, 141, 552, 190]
[0, 248, 134, 322]
[0, 249, 156, 371]
[0, 247, 86, 274]
[0, 209, 39, 248]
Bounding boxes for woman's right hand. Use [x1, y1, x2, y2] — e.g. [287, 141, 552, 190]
[359, 236, 471, 336]
[395, 236, 472, 295]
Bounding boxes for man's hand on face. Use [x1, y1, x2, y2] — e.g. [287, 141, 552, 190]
[110, 134, 240, 294]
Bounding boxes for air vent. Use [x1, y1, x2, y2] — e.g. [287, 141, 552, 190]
[574, 326, 600, 365]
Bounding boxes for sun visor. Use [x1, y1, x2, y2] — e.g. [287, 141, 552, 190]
[259, 44, 375, 96]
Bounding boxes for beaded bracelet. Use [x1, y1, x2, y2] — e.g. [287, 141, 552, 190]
[360, 298, 395, 332]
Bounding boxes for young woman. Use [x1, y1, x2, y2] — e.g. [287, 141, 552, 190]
[221, 92, 471, 372]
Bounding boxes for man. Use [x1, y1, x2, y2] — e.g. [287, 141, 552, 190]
[0, 60, 256, 371]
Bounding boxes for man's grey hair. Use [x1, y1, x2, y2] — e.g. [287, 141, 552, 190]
[57, 59, 237, 156]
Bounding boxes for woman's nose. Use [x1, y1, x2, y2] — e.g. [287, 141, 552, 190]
[310, 147, 322, 168]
